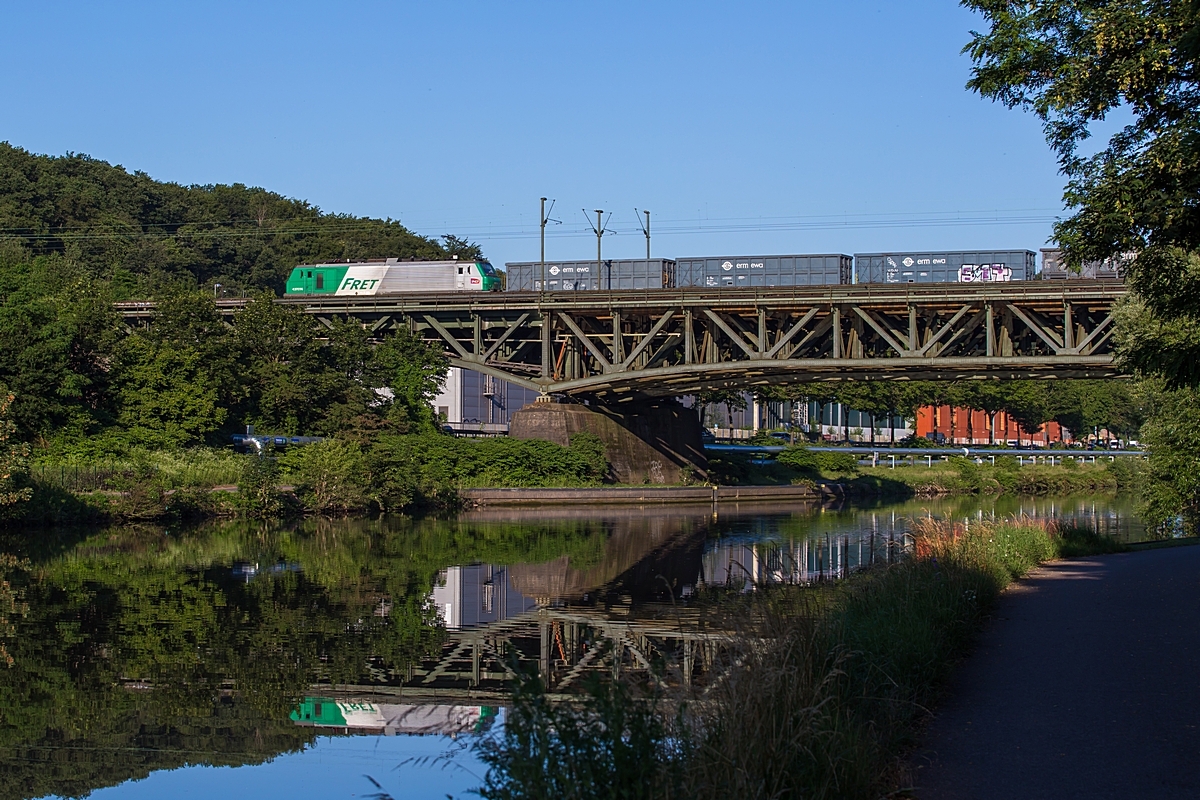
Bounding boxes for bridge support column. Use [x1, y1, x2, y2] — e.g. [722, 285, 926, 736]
[509, 399, 708, 484]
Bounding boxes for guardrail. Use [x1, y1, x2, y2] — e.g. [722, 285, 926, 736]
[705, 444, 1144, 468]
[706, 445, 1144, 457]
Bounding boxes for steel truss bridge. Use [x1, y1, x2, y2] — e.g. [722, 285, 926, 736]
[120, 281, 1127, 399]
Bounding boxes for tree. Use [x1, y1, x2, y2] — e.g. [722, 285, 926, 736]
[997, 381, 1055, 439]
[695, 389, 747, 430]
[0, 258, 121, 440]
[371, 329, 450, 433]
[111, 338, 226, 447]
[963, 1, 1200, 386]
[440, 234, 485, 262]
[0, 391, 32, 511]
[908, 381, 957, 442]
[0, 143, 471, 296]
[968, 382, 1010, 445]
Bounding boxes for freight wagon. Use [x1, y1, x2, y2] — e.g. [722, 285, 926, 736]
[1039, 248, 1129, 280]
[505, 258, 676, 291]
[285, 257, 500, 296]
[852, 250, 1037, 284]
[675, 254, 853, 288]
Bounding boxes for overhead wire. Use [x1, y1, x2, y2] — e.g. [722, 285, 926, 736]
[0, 209, 1062, 243]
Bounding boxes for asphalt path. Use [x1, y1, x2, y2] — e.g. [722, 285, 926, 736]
[913, 545, 1200, 799]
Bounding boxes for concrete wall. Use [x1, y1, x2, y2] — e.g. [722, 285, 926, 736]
[508, 400, 707, 485]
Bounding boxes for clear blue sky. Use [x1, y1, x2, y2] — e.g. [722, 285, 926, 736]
[2, 0, 1065, 269]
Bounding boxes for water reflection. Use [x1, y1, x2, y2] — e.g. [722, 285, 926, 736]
[291, 698, 497, 736]
[0, 492, 1143, 800]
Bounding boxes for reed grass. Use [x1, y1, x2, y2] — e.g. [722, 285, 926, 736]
[475, 517, 1125, 800]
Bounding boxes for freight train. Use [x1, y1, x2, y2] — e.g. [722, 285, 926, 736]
[505, 250, 1038, 291]
[281, 247, 1118, 296]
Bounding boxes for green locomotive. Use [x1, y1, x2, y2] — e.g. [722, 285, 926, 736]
[285, 257, 500, 296]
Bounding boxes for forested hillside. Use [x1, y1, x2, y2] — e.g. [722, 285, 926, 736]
[0, 142, 480, 295]
[0, 144, 483, 450]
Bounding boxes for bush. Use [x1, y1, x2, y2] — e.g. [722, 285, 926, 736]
[362, 432, 612, 510]
[897, 434, 940, 448]
[817, 451, 860, 475]
[279, 439, 371, 514]
[947, 455, 985, 491]
[775, 445, 819, 475]
[476, 674, 681, 800]
[235, 457, 284, 517]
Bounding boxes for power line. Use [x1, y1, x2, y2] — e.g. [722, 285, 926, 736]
[0, 209, 1063, 244]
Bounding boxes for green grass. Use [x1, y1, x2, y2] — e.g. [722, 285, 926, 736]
[30, 447, 244, 491]
[707, 448, 1137, 499]
[474, 516, 1126, 800]
[853, 456, 1128, 497]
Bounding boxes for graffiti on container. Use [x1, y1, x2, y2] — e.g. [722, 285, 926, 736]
[958, 264, 1012, 283]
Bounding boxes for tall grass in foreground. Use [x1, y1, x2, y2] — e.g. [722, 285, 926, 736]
[474, 517, 1125, 800]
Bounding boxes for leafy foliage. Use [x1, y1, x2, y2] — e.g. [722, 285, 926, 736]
[1130, 382, 1200, 534]
[776, 446, 860, 477]
[477, 673, 683, 800]
[0, 392, 31, 513]
[0, 143, 467, 296]
[365, 432, 611, 512]
[0, 145, 481, 451]
[963, 1, 1200, 265]
[279, 439, 370, 513]
[0, 514, 609, 800]
[961, 2, 1200, 522]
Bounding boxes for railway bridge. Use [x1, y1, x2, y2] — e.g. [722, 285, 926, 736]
[120, 281, 1127, 400]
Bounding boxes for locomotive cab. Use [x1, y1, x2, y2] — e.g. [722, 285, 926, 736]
[286, 266, 340, 294]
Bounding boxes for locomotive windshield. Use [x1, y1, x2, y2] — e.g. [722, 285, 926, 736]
[478, 261, 497, 275]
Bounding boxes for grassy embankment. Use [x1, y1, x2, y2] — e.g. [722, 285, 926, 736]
[709, 446, 1140, 499]
[473, 516, 1127, 800]
[11, 439, 1142, 526]
[9, 433, 611, 524]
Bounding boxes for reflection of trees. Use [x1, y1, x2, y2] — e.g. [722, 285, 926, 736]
[0, 515, 615, 800]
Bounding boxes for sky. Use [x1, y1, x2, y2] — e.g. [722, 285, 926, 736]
[1, 0, 1067, 269]
[67, 732, 486, 800]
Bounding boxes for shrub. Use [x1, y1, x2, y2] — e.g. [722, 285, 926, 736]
[476, 673, 682, 800]
[947, 455, 985, 491]
[775, 445, 819, 475]
[816, 451, 860, 475]
[897, 434, 939, 448]
[235, 457, 284, 517]
[279, 439, 371, 514]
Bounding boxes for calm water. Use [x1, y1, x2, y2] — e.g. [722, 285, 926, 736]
[0, 493, 1145, 800]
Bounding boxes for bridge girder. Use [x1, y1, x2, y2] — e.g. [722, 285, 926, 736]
[117, 282, 1127, 398]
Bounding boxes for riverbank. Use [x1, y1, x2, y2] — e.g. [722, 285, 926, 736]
[4, 441, 1141, 526]
[476, 516, 1128, 800]
[712, 447, 1137, 499]
[462, 483, 837, 506]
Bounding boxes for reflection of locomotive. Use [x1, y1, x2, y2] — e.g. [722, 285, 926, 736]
[291, 697, 498, 736]
[285, 257, 500, 296]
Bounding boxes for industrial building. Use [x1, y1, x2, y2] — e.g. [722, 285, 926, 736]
[433, 367, 541, 433]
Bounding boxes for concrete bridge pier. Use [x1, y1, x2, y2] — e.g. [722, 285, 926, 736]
[508, 398, 708, 485]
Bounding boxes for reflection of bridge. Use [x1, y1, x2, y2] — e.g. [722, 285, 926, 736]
[119, 282, 1126, 399]
[317, 502, 917, 702]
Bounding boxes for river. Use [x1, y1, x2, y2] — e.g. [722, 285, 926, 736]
[0, 493, 1146, 800]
